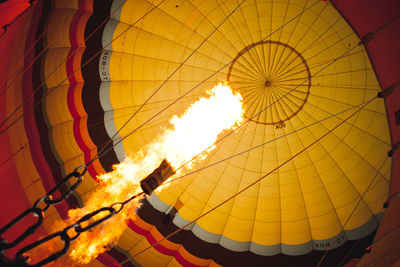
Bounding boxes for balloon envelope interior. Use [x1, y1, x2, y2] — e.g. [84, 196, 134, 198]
[0, 0, 392, 266]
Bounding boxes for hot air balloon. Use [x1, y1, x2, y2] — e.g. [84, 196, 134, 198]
[0, 0, 399, 266]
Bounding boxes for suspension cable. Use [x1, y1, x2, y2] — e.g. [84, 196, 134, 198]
[0, 0, 167, 133]
[162, 97, 379, 187]
[336, 201, 386, 267]
[0, 0, 122, 98]
[313, 10, 400, 266]
[370, 225, 400, 247]
[88, 0, 322, 167]
[38, 2, 400, 265]
[0, 0, 128, 130]
[0, 0, 391, 263]
[172, 36, 360, 174]
[0, 1, 42, 96]
[0, 0, 155, 251]
[0, 145, 25, 168]
[130, 95, 377, 259]
[0, 0, 321, 169]
[0, 30, 45, 96]
[134, 0, 393, 196]
[0, 0, 37, 40]
[0, 2, 390, 266]
[86, 0, 249, 167]
[317, 156, 389, 267]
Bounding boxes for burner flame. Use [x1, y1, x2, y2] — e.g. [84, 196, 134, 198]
[27, 82, 244, 265]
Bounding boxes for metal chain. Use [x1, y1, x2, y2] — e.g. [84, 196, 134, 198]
[0, 165, 87, 251]
[10, 192, 144, 267]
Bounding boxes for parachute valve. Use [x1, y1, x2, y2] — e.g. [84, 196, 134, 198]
[140, 159, 175, 195]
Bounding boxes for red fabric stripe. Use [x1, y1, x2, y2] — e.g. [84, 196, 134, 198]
[128, 219, 207, 267]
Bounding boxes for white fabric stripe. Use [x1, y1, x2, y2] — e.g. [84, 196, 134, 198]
[147, 194, 383, 255]
[99, 1, 127, 162]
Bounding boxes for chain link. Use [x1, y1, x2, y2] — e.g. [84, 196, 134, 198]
[75, 207, 117, 233]
[0, 162, 144, 266]
[62, 223, 81, 241]
[12, 193, 143, 266]
[16, 231, 70, 267]
[0, 208, 43, 251]
[44, 166, 87, 205]
[0, 165, 87, 251]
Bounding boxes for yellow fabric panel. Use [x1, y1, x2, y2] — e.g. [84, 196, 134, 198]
[252, 220, 281, 246]
[116, 218, 152, 256]
[43, 48, 70, 88]
[64, 158, 101, 204]
[43, 7, 82, 89]
[166, 258, 185, 267]
[45, 84, 71, 125]
[253, 175, 281, 245]
[119, 0, 155, 25]
[223, 215, 256, 243]
[37, 0, 102, 216]
[108, 0, 391, 250]
[179, 168, 237, 226]
[53, 0, 81, 9]
[47, 9, 77, 48]
[7, 80, 43, 202]
[5, 8, 43, 205]
[281, 219, 312, 245]
[4, 6, 67, 237]
[157, 174, 194, 206]
[363, 174, 389, 214]
[309, 212, 342, 241]
[197, 202, 235, 233]
[130, 235, 175, 266]
[85, 259, 105, 267]
[108, 80, 184, 148]
[45, 84, 82, 161]
[42, 2, 93, 177]
[15, 148, 41, 194]
[197, 209, 229, 235]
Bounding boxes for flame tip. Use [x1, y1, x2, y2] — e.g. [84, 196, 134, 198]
[39, 83, 244, 264]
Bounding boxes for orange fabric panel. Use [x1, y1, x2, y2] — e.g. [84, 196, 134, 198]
[358, 196, 400, 266]
[0, 0, 31, 30]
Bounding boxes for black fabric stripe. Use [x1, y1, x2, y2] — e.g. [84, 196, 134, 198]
[80, 1, 376, 266]
[108, 247, 137, 267]
[81, 1, 137, 266]
[82, 0, 119, 172]
[31, 0, 80, 209]
[138, 198, 375, 267]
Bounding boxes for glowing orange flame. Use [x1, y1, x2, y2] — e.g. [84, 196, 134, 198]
[51, 82, 243, 264]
